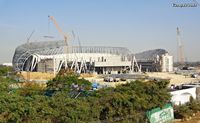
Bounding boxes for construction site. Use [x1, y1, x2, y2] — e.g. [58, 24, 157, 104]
[7, 15, 200, 123]
[12, 16, 173, 79]
[12, 41, 173, 74]
[11, 16, 200, 88]
[2, 0, 200, 122]
[11, 16, 200, 109]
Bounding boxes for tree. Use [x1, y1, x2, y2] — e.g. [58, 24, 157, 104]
[46, 68, 91, 97]
[0, 65, 12, 76]
[0, 68, 171, 123]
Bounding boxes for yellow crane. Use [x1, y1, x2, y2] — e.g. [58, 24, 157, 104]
[48, 15, 68, 45]
[48, 15, 69, 73]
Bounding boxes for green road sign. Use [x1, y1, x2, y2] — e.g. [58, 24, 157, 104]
[146, 104, 174, 123]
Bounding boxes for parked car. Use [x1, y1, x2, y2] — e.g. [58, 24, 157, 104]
[191, 73, 198, 78]
[104, 77, 114, 82]
[120, 77, 126, 81]
[114, 77, 120, 82]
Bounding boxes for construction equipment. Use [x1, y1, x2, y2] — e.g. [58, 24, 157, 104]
[43, 35, 54, 39]
[27, 30, 35, 43]
[176, 27, 185, 64]
[72, 30, 82, 53]
[48, 15, 69, 74]
[48, 15, 68, 45]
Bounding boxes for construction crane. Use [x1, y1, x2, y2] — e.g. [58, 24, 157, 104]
[177, 27, 185, 64]
[27, 30, 35, 43]
[48, 15, 68, 45]
[48, 15, 69, 74]
[72, 30, 82, 53]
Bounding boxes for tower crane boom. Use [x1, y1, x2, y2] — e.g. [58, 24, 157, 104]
[48, 15, 68, 45]
[48, 15, 69, 72]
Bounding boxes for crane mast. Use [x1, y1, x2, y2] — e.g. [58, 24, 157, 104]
[177, 27, 185, 64]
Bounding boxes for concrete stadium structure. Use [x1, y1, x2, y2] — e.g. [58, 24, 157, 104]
[135, 49, 173, 72]
[13, 40, 173, 75]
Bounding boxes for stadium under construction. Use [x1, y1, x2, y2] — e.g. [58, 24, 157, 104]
[12, 40, 173, 75]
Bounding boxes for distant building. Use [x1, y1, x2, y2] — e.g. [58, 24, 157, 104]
[2, 63, 12, 67]
[135, 49, 173, 72]
[161, 53, 173, 72]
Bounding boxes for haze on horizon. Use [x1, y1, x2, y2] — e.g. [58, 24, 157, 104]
[0, 0, 200, 64]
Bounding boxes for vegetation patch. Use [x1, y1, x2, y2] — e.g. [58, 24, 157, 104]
[0, 67, 171, 123]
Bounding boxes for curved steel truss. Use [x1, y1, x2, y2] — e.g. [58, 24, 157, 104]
[13, 40, 131, 71]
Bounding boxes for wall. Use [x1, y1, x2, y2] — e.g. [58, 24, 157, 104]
[170, 87, 196, 105]
[38, 53, 127, 62]
[37, 59, 54, 72]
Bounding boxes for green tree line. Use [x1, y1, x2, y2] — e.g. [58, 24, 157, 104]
[0, 68, 171, 123]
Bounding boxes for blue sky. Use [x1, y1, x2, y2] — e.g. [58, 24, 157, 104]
[0, 0, 200, 63]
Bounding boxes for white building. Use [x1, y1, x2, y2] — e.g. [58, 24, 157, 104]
[161, 53, 173, 72]
[170, 87, 196, 105]
[2, 63, 12, 67]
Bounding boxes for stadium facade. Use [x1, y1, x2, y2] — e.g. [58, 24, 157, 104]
[12, 40, 173, 74]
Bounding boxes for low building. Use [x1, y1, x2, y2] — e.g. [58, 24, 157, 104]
[170, 83, 200, 105]
[170, 87, 196, 105]
[2, 63, 12, 67]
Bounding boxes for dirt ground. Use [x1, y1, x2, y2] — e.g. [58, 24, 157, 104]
[147, 72, 200, 85]
[18, 71, 200, 88]
[19, 71, 54, 81]
[84, 72, 200, 87]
